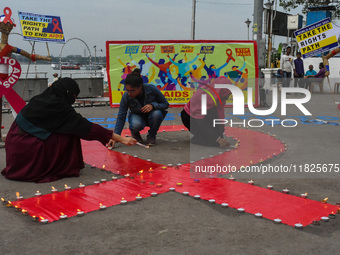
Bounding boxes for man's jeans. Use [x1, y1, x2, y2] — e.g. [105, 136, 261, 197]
[282, 71, 292, 87]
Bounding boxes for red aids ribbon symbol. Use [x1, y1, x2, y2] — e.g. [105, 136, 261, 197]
[3, 7, 13, 25]
[52, 18, 62, 33]
[0, 56, 26, 113]
[226, 49, 235, 64]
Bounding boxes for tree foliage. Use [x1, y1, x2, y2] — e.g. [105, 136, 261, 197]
[279, 0, 340, 17]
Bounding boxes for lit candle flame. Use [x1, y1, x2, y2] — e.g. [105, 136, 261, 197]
[32, 215, 36, 219]
[22, 209, 27, 213]
[80, 183, 83, 186]
[1, 198, 4, 202]
[149, 167, 153, 171]
[51, 186, 56, 190]
[16, 192, 20, 197]
[14, 205, 18, 209]
[60, 212, 65, 216]
[122, 197, 124, 200]
[305, 193, 308, 196]
[37, 191, 40, 193]
[40, 216, 44, 220]
[8, 201, 12, 205]
[99, 203, 102, 206]
[77, 209, 81, 212]
[139, 170, 144, 174]
[322, 197, 328, 202]
[64, 184, 68, 188]
[102, 165, 106, 169]
[137, 194, 141, 197]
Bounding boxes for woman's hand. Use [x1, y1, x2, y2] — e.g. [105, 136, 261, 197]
[107, 139, 117, 148]
[217, 137, 230, 148]
[108, 133, 137, 147]
[108, 134, 137, 148]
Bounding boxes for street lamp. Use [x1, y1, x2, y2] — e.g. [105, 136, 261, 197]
[264, 0, 274, 68]
[93, 45, 97, 75]
[245, 18, 251, 40]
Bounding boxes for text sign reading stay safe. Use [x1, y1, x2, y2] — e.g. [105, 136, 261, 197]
[18, 11, 65, 43]
[294, 18, 339, 58]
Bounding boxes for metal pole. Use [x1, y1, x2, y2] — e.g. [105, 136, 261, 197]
[191, 0, 196, 40]
[245, 18, 251, 40]
[94, 45, 97, 76]
[267, 6, 272, 67]
[253, 0, 265, 72]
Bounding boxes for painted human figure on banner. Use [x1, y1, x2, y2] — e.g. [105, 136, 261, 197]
[202, 55, 231, 78]
[0, 7, 51, 145]
[129, 54, 156, 84]
[147, 53, 178, 85]
[167, 53, 200, 78]
[117, 56, 136, 91]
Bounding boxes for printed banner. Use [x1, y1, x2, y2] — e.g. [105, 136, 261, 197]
[295, 18, 340, 58]
[18, 11, 65, 43]
[106, 40, 258, 106]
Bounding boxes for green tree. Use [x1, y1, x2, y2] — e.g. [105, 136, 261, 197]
[279, 0, 340, 17]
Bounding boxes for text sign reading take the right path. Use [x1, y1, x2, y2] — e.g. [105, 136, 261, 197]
[294, 18, 339, 58]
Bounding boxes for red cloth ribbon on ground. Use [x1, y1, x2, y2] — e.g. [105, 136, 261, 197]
[11, 126, 339, 226]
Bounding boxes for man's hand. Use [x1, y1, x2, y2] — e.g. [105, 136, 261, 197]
[141, 104, 154, 113]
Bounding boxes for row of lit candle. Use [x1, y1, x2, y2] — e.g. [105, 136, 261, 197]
[186, 192, 337, 228]
[4, 194, 150, 223]
[3, 188, 338, 226]
[227, 177, 316, 197]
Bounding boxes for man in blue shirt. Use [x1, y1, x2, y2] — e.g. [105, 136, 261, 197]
[293, 52, 304, 88]
[304, 64, 318, 90]
[305, 65, 317, 77]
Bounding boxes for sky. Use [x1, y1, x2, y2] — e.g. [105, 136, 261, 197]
[2, 0, 303, 60]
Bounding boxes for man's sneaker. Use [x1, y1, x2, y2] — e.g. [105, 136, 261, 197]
[131, 132, 143, 143]
[146, 136, 156, 146]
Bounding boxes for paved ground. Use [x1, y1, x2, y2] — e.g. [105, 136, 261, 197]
[0, 91, 340, 255]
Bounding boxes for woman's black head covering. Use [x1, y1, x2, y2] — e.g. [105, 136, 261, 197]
[51, 77, 80, 104]
[18, 78, 92, 139]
